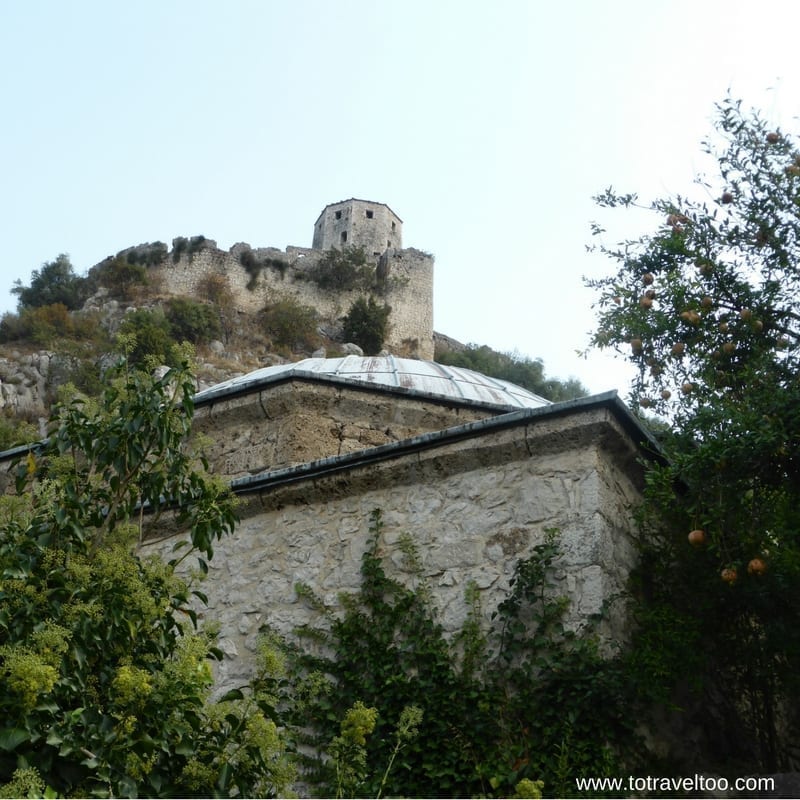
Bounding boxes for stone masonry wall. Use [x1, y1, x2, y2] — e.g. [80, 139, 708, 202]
[312, 200, 402, 253]
[192, 381, 492, 477]
[150, 240, 434, 359]
[139, 408, 643, 695]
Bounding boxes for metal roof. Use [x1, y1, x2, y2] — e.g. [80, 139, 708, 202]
[193, 356, 551, 410]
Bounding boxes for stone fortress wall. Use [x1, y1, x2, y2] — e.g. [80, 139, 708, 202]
[143, 199, 434, 359]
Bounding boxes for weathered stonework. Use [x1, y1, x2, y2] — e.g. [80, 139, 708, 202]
[138, 372, 655, 696]
[148, 239, 434, 359]
[312, 199, 403, 254]
[0, 353, 656, 700]
[191, 380, 493, 478]
[0, 352, 52, 421]
[0, 197, 654, 715]
[106, 200, 433, 359]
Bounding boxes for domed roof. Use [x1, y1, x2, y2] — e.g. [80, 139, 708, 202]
[194, 356, 550, 410]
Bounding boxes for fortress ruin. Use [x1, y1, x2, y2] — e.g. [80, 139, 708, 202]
[140, 199, 434, 359]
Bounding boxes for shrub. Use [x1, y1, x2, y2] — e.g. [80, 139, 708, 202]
[12, 254, 87, 311]
[124, 241, 168, 267]
[260, 298, 320, 353]
[0, 411, 38, 450]
[285, 512, 635, 798]
[239, 249, 288, 290]
[87, 256, 148, 300]
[172, 235, 207, 263]
[68, 309, 106, 343]
[27, 304, 74, 346]
[197, 274, 232, 307]
[0, 312, 26, 342]
[166, 297, 222, 345]
[117, 308, 178, 367]
[196, 275, 236, 343]
[0, 305, 105, 348]
[342, 296, 391, 355]
[60, 357, 103, 398]
[0, 362, 293, 798]
[307, 247, 374, 292]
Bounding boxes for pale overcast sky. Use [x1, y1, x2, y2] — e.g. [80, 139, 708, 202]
[3, 1, 800, 396]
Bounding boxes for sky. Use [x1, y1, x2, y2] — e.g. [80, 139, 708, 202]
[3, 1, 800, 397]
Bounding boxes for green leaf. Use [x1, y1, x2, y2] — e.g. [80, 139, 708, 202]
[117, 775, 137, 796]
[174, 739, 195, 756]
[45, 729, 63, 747]
[0, 727, 30, 751]
[217, 761, 232, 791]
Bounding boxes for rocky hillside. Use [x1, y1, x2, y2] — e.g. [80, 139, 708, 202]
[0, 247, 584, 448]
[0, 291, 387, 444]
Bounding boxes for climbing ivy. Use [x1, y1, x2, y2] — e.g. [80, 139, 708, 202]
[281, 511, 639, 798]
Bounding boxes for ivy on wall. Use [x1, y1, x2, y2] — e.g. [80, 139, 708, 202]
[278, 510, 638, 798]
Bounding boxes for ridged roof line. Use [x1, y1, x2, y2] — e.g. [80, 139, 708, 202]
[193, 356, 551, 411]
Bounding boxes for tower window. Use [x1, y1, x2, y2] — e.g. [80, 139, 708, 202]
[391, 221, 396, 231]
[340, 231, 347, 243]
[335, 211, 342, 220]
[366, 210, 374, 219]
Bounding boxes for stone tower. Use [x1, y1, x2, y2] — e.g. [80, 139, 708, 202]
[312, 199, 402, 256]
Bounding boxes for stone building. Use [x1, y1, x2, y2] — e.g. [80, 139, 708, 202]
[312, 198, 403, 255]
[138, 355, 659, 693]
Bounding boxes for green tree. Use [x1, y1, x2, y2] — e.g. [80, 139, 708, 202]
[586, 96, 800, 771]
[12, 254, 87, 311]
[342, 296, 391, 355]
[165, 296, 222, 345]
[0, 361, 293, 797]
[117, 307, 179, 367]
[87, 255, 148, 300]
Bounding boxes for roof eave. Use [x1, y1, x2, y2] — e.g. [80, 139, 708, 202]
[229, 390, 664, 496]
